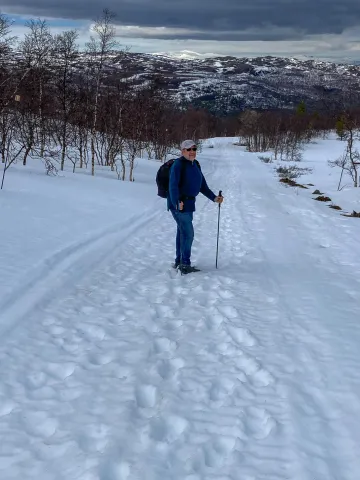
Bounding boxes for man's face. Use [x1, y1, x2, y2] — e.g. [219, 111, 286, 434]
[182, 145, 197, 161]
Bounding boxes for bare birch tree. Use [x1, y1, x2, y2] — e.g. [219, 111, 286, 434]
[20, 19, 54, 158]
[54, 29, 79, 170]
[1, 114, 25, 189]
[86, 9, 118, 176]
[329, 113, 360, 188]
[0, 13, 14, 58]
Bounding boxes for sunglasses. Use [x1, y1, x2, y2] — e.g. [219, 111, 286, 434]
[186, 147, 197, 151]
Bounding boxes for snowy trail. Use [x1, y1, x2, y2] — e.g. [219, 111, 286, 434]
[220, 146, 360, 479]
[0, 208, 160, 338]
[1, 144, 360, 480]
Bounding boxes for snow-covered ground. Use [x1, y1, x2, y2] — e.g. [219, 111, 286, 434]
[1, 135, 360, 480]
[268, 132, 360, 213]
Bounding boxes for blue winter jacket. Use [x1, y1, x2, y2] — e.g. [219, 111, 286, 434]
[167, 157, 216, 212]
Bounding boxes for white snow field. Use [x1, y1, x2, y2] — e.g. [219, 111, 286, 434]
[1, 135, 360, 480]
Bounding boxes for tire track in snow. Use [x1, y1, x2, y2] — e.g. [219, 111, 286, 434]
[192, 147, 293, 479]
[232, 147, 360, 480]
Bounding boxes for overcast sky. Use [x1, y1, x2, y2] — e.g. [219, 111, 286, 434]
[2, 0, 360, 61]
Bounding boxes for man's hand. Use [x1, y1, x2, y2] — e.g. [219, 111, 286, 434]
[214, 196, 224, 204]
[179, 201, 184, 211]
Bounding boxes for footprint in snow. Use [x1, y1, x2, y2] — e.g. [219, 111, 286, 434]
[135, 384, 157, 408]
[78, 325, 106, 342]
[156, 357, 185, 380]
[61, 342, 81, 354]
[216, 305, 239, 319]
[42, 317, 56, 327]
[201, 435, 237, 469]
[218, 289, 235, 300]
[88, 351, 115, 366]
[164, 319, 183, 331]
[236, 355, 274, 387]
[226, 325, 257, 347]
[45, 362, 75, 380]
[251, 368, 274, 387]
[234, 250, 247, 260]
[153, 337, 177, 354]
[149, 415, 188, 443]
[205, 314, 224, 330]
[59, 386, 84, 402]
[236, 355, 259, 376]
[209, 377, 235, 402]
[218, 276, 236, 286]
[0, 397, 15, 417]
[22, 410, 58, 438]
[244, 406, 277, 440]
[28, 385, 57, 401]
[155, 304, 176, 318]
[25, 371, 48, 390]
[99, 461, 130, 480]
[78, 423, 110, 453]
[48, 325, 66, 336]
[212, 341, 239, 357]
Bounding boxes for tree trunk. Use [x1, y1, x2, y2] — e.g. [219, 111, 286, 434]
[23, 144, 32, 166]
[91, 130, 96, 176]
[60, 123, 67, 170]
[39, 79, 45, 157]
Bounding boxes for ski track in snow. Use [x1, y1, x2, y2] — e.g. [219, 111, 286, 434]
[1, 144, 360, 479]
[0, 209, 160, 338]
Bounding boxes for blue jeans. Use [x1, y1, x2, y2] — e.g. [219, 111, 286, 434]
[171, 210, 194, 266]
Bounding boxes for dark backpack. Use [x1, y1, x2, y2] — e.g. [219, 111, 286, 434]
[156, 158, 200, 198]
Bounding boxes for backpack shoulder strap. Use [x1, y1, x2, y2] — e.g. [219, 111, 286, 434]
[179, 158, 187, 189]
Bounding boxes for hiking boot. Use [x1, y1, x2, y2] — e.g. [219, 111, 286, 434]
[179, 264, 201, 275]
[172, 261, 180, 269]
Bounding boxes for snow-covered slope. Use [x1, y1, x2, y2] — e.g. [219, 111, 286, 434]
[92, 53, 360, 113]
[151, 50, 216, 60]
[1, 137, 360, 479]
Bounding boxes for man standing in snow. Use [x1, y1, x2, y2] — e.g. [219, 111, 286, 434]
[168, 139, 223, 274]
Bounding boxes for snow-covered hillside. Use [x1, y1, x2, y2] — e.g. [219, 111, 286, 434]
[1, 135, 360, 480]
[151, 50, 216, 60]
[9, 51, 360, 113]
[90, 53, 360, 112]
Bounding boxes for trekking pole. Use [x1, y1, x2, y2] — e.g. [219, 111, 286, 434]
[215, 190, 222, 269]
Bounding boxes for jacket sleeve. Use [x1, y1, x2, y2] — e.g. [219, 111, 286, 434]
[169, 160, 182, 209]
[200, 173, 216, 202]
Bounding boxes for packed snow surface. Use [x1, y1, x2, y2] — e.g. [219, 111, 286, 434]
[1, 135, 360, 480]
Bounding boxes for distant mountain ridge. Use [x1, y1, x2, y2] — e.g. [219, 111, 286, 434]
[123, 52, 360, 113]
[10, 49, 360, 114]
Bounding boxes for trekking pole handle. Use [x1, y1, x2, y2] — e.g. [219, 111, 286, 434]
[218, 190, 222, 198]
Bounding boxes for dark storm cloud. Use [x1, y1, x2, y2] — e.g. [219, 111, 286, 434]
[3, 0, 360, 40]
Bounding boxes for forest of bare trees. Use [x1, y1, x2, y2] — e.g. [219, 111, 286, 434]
[238, 99, 360, 185]
[1, 9, 360, 188]
[1, 10, 234, 184]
